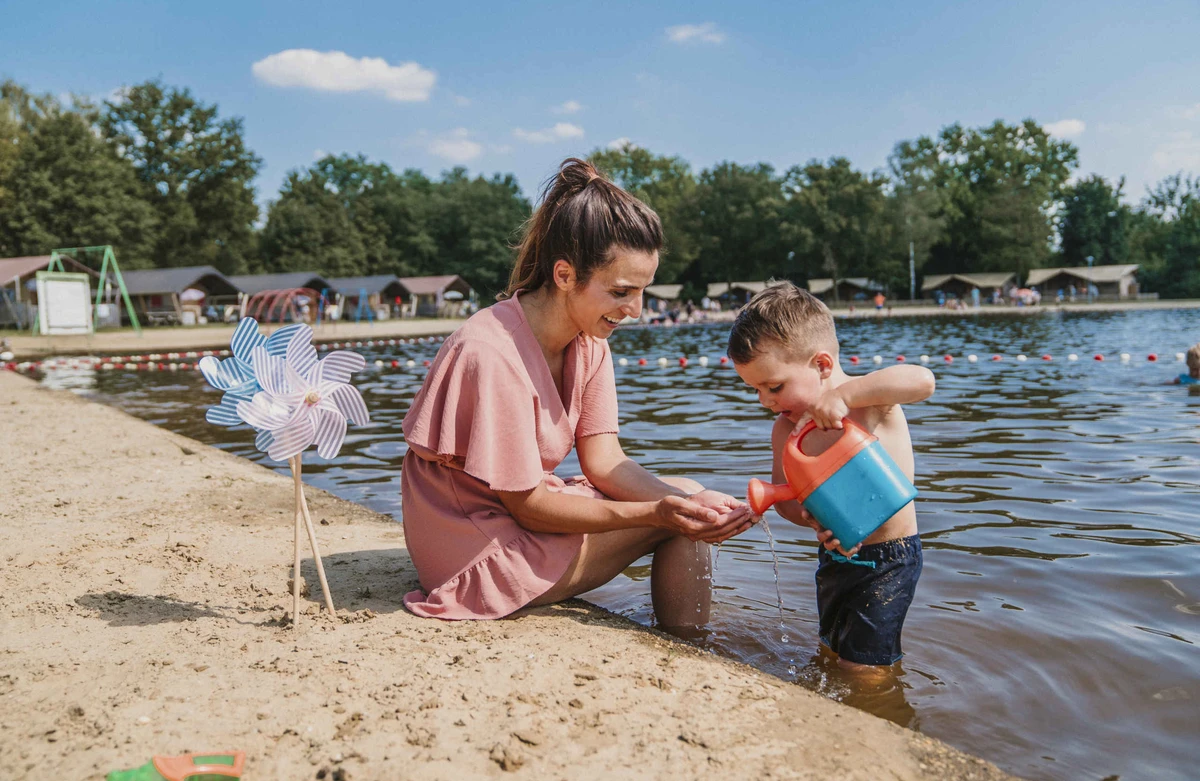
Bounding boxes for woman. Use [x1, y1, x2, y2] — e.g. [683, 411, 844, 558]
[400, 158, 753, 627]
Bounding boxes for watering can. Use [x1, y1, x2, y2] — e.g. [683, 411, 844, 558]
[748, 419, 916, 551]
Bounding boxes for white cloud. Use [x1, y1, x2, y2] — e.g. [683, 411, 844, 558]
[1181, 103, 1200, 120]
[452, 94, 471, 107]
[606, 137, 635, 150]
[513, 122, 584, 144]
[1151, 131, 1200, 173]
[554, 100, 583, 114]
[429, 128, 482, 163]
[252, 49, 436, 102]
[312, 149, 328, 161]
[1045, 119, 1086, 138]
[666, 23, 726, 44]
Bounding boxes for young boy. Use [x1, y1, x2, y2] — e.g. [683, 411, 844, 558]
[1173, 344, 1200, 385]
[729, 282, 935, 671]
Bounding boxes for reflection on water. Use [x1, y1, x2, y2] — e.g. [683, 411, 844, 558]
[44, 308, 1200, 781]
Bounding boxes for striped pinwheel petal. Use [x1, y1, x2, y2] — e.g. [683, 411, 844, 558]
[237, 392, 292, 430]
[205, 397, 243, 427]
[267, 415, 316, 461]
[255, 429, 274, 454]
[329, 383, 370, 426]
[223, 378, 260, 401]
[285, 326, 318, 378]
[230, 317, 266, 361]
[265, 323, 307, 356]
[313, 407, 348, 459]
[318, 351, 365, 384]
[252, 346, 292, 397]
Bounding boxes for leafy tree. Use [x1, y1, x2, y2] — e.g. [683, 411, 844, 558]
[687, 162, 789, 287]
[258, 168, 366, 278]
[0, 91, 156, 263]
[783, 157, 893, 299]
[589, 143, 699, 283]
[1060, 175, 1130, 266]
[101, 80, 261, 274]
[890, 120, 1078, 280]
[424, 168, 530, 299]
[1137, 174, 1200, 298]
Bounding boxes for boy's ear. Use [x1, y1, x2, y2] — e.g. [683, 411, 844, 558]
[813, 351, 835, 378]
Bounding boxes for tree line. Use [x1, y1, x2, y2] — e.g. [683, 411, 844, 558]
[2, 78, 1198, 300]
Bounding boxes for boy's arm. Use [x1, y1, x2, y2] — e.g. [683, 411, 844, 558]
[803, 364, 935, 430]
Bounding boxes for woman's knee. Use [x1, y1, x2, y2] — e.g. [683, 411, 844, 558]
[660, 475, 704, 495]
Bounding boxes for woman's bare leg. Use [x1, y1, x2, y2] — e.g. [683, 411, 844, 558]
[650, 477, 712, 628]
[528, 477, 713, 629]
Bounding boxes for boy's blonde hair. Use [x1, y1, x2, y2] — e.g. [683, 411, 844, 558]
[727, 281, 838, 364]
[1187, 344, 1200, 374]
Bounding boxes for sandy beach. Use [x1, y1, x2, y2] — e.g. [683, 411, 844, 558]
[0, 370, 1018, 780]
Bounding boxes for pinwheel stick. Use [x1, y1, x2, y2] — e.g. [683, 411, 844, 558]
[289, 455, 337, 623]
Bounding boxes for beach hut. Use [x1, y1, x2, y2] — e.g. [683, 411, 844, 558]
[328, 275, 409, 320]
[0, 254, 99, 328]
[227, 272, 334, 298]
[707, 281, 779, 307]
[398, 275, 475, 317]
[643, 284, 683, 303]
[807, 277, 883, 303]
[119, 266, 242, 326]
[921, 272, 1016, 302]
[1025, 265, 1140, 300]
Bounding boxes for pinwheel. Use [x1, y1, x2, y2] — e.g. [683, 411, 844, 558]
[198, 318, 371, 627]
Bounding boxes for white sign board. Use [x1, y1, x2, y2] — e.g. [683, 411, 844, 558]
[36, 271, 93, 335]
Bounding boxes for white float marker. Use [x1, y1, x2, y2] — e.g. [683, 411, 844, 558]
[374, 360, 384, 368]
[919, 355, 930, 364]
[1177, 352, 1186, 362]
[698, 356, 709, 367]
[967, 354, 978, 363]
[873, 355, 883, 365]
[1120, 353, 1131, 362]
[657, 357, 668, 367]
[406, 360, 415, 368]
[1017, 354, 1027, 362]
[618, 357, 628, 366]
[1068, 354, 1079, 361]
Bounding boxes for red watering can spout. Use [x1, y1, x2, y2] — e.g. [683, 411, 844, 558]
[748, 478, 799, 515]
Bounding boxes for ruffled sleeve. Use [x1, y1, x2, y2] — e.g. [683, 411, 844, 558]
[402, 341, 545, 492]
[575, 337, 619, 438]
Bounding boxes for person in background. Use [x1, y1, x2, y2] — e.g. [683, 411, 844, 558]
[1173, 344, 1200, 385]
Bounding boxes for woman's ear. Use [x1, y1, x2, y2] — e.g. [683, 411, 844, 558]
[551, 259, 577, 292]
[814, 351, 835, 379]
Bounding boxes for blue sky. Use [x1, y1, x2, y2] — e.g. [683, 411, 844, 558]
[3, 0, 1199, 206]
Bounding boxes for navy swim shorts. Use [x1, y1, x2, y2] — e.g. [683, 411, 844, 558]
[816, 534, 922, 666]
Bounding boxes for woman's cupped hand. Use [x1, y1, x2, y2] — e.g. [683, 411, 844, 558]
[655, 490, 755, 543]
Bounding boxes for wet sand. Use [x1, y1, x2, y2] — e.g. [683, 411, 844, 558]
[0, 370, 1018, 780]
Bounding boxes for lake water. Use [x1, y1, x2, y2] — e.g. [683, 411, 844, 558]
[44, 308, 1200, 781]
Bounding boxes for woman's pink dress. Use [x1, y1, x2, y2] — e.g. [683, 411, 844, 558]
[400, 295, 620, 619]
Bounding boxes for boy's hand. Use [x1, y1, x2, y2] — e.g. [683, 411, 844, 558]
[793, 387, 849, 432]
[815, 527, 860, 558]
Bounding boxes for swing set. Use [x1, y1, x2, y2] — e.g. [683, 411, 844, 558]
[36, 245, 141, 335]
